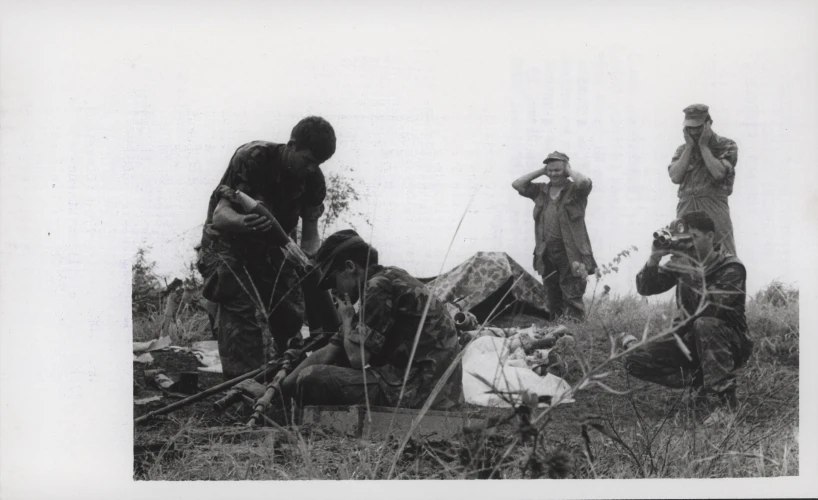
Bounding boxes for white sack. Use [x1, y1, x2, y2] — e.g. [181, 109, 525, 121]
[462, 336, 573, 407]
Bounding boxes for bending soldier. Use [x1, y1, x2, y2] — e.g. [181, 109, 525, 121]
[197, 117, 336, 380]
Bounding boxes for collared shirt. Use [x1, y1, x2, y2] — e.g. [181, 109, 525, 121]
[542, 190, 563, 246]
[518, 178, 597, 276]
[199, 141, 326, 260]
[669, 133, 738, 198]
[329, 266, 463, 410]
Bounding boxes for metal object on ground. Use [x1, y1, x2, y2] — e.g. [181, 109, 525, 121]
[172, 372, 199, 395]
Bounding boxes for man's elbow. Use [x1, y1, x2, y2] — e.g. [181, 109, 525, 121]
[211, 211, 229, 231]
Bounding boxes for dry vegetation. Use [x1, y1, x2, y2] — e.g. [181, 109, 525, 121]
[133, 249, 799, 480]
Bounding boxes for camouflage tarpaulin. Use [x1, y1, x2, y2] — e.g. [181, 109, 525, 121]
[422, 252, 550, 322]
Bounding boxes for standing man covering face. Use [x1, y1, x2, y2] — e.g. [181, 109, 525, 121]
[668, 104, 739, 256]
[512, 151, 597, 321]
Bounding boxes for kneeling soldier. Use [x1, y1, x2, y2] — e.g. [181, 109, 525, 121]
[623, 211, 753, 422]
[280, 230, 463, 410]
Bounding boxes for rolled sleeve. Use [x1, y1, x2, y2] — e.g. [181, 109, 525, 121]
[668, 144, 686, 170]
[574, 177, 593, 198]
[715, 139, 738, 168]
[518, 182, 542, 200]
[346, 323, 387, 355]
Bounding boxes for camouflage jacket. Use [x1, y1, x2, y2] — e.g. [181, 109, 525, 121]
[330, 266, 463, 410]
[519, 178, 597, 276]
[199, 141, 326, 264]
[636, 245, 747, 333]
[669, 132, 738, 198]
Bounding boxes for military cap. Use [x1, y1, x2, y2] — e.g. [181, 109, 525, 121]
[543, 151, 570, 164]
[315, 229, 371, 288]
[683, 104, 710, 127]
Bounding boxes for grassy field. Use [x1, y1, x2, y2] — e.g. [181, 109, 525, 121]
[133, 282, 799, 480]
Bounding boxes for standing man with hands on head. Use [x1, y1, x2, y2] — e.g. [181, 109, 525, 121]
[668, 104, 739, 256]
[512, 151, 597, 321]
[196, 116, 337, 380]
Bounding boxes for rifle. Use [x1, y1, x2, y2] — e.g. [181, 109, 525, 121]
[232, 189, 341, 335]
[135, 331, 333, 425]
[135, 191, 342, 425]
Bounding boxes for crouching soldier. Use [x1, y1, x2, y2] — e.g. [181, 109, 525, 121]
[622, 211, 753, 423]
[280, 230, 463, 410]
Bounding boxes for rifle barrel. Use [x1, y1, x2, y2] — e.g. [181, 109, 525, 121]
[134, 361, 279, 424]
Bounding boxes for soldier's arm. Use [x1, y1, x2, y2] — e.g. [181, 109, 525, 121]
[344, 276, 395, 369]
[299, 169, 328, 256]
[300, 218, 321, 256]
[668, 144, 693, 184]
[566, 166, 592, 196]
[512, 167, 547, 199]
[636, 259, 677, 296]
[699, 145, 730, 181]
[700, 137, 737, 183]
[212, 197, 272, 234]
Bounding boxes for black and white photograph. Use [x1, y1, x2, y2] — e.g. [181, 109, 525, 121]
[1, 1, 816, 498]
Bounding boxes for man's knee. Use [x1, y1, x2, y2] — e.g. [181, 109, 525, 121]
[295, 365, 335, 396]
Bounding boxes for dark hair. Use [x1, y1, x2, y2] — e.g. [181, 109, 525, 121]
[342, 245, 379, 269]
[316, 229, 379, 274]
[681, 211, 716, 234]
[290, 116, 336, 164]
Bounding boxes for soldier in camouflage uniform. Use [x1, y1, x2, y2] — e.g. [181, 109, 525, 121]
[280, 230, 463, 410]
[197, 116, 336, 380]
[623, 211, 753, 413]
[668, 104, 739, 256]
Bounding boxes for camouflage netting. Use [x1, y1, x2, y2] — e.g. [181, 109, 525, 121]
[422, 252, 550, 322]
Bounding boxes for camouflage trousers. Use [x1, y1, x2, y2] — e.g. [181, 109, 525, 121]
[199, 251, 305, 380]
[624, 317, 754, 395]
[291, 364, 390, 407]
[541, 244, 587, 321]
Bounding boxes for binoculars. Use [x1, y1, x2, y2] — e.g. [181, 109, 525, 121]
[653, 219, 693, 250]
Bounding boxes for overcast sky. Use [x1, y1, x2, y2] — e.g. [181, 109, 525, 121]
[3, 1, 816, 298]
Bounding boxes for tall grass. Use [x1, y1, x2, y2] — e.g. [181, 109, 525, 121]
[135, 278, 799, 480]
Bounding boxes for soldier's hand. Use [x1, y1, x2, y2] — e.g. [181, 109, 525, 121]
[648, 241, 672, 265]
[698, 122, 713, 147]
[235, 379, 266, 399]
[338, 294, 356, 328]
[683, 128, 695, 147]
[242, 213, 273, 233]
